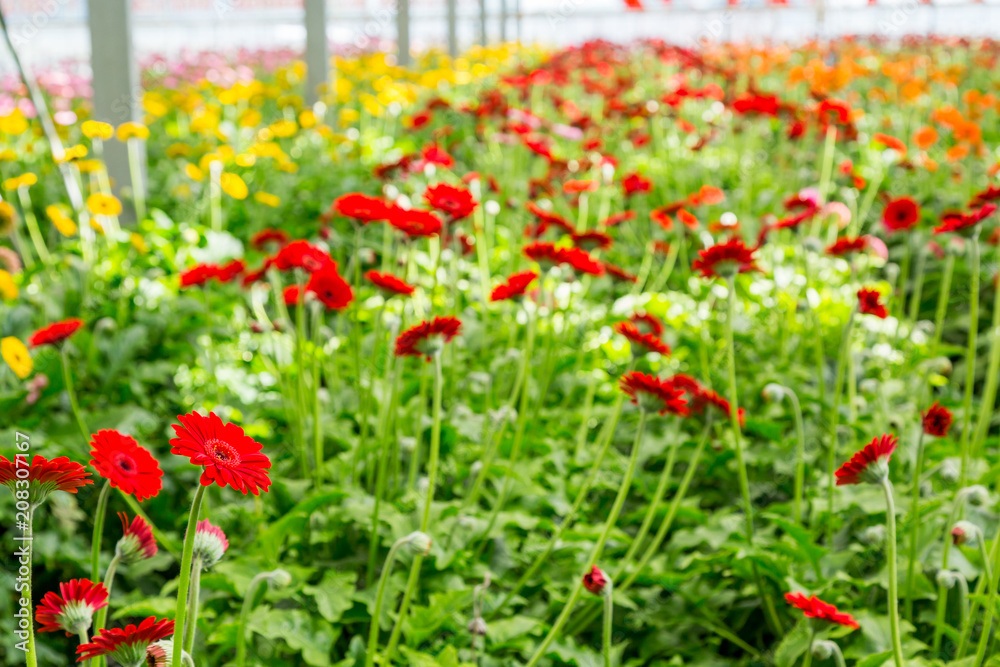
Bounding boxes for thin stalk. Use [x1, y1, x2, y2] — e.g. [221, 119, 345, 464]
[602, 585, 614, 667]
[92, 554, 119, 643]
[880, 478, 905, 667]
[367, 356, 399, 585]
[127, 138, 146, 221]
[16, 186, 50, 266]
[802, 627, 816, 667]
[183, 557, 203, 654]
[904, 429, 927, 622]
[492, 392, 627, 617]
[931, 253, 956, 352]
[973, 512, 1000, 666]
[172, 485, 207, 667]
[383, 353, 444, 661]
[826, 308, 856, 545]
[957, 532, 1000, 658]
[90, 481, 111, 582]
[725, 275, 782, 635]
[60, 347, 90, 443]
[786, 389, 807, 526]
[958, 235, 981, 487]
[524, 410, 648, 667]
[23, 511, 37, 667]
[907, 242, 927, 325]
[365, 537, 405, 667]
[971, 238, 1000, 461]
[933, 492, 968, 653]
[235, 572, 270, 667]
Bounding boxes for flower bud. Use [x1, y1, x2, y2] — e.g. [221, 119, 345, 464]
[582, 565, 609, 596]
[862, 524, 886, 546]
[267, 568, 292, 588]
[468, 617, 488, 636]
[963, 485, 990, 506]
[406, 531, 432, 556]
[811, 640, 836, 660]
[192, 519, 229, 569]
[940, 459, 959, 483]
[952, 521, 980, 548]
[761, 383, 787, 402]
[936, 569, 963, 589]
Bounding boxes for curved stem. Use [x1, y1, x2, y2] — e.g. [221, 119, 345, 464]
[524, 410, 647, 667]
[92, 554, 119, 643]
[974, 511, 1000, 666]
[904, 429, 926, 621]
[726, 276, 782, 635]
[826, 308, 856, 545]
[172, 485, 207, 667]
[183, 557, 203, 654]
[880, 478, 905, 667]
[493, 392, 627, 617]
[383, 353, 444, 661]
[60, 347, 90, 443]
[365, 538, 405, 667]
[958, 235, 980, 487]
[602, 585, 614, 667]
[90, 481, 111, 582]
[235, 572, 269, 667]
[786, 390, 806, 527]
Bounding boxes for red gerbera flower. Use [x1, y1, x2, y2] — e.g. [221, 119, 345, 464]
[490, 270, 538, 302]
[630, 312, 665, 336]
[90, 430, 163, 502]
[366, 270, 415, 297]
[857, 287, 888, 319]
[179, 263, 220, 288]
[420, 144, 454, 169]
[622, 172, 652, 196]
[523, 241, 604, 275]
[395, 316, 462, 360]
[283, 285, 302, 306]
[784, 592, 860, 629]
[388, 208, 443, 238]
[691, 238, 758, 278]
[563, 179, 598, 194]
[835, 433, 898, 485]
[305, 263, 353, 311]
[0, 455, 92, 506]
[170, 412, 272, 495]
[933, 203, 998, 235]
[76, 616, 175, 665]
[273, 240, 333, 273]
[332, 193, 392, 223]
[701, 388, 746, 428]
[526, 202, 574, 236]
[600, 211, 635, 227]
[872, 132, 907, 156]
[571, 230, 613, 252]
[619, 371, 689, 416]
[116, 512, 157, 562]
[250, 228, 290, 250]
[28, 318, 84, 347]
[36, 579, 109, 636]
[882, 197, 920, 232]
[582, 565, 609, 595]
[423, 183, 477, 221]
[216, 259, 246, 284]
[826, 236, 868, 257]
[922, 402, 954, 437]
[615, 321, 671, 356]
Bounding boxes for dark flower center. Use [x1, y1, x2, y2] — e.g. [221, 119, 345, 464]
[206, 439, 240, 466]
[114, 453, 137, 476]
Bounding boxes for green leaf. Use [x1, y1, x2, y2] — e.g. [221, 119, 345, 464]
[304, 570, 357, 624]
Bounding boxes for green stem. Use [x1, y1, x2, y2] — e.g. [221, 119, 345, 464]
[934, 492, 967, 653]
[17, 186, 51, 266]
[92, 554, 119, 643]
[60, 347, 90, 443]
[786, 389, 806, 527]
[826, 308, 856, 545]
[492, 392, 627, 617]
[90, 481, 110, 582]
[367, 356, 399, 585]
[235, 572, 269, 667]
[293, 281, 310, 480]
[312, 303, 325, 487]
[958, 235, 980, 487]
[383, 353, 444, 661]
[971, 244, 1000, 460]
[957, 531, 1000, 658]
[802, 627, 815, 667]
[365, 538, 405, 667]
[907, 242, 927, 325]
[602, 586, 614, 667]
[127, 138, 146, 221]
[904, 429, 926, 622]
[932, 253, 956, 352]
[973, 511, 1000, 666]
[524, 410, 648, 667]
[172, 485, 207, 667]
[725, 275, 782, 636]
[881, 478, 905, 667]
[23, 510, 37, 667]
[184, 557, 203, 654]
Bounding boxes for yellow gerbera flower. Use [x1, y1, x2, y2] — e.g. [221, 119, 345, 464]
[116, 122, 150, 141]
[81, 120, 114, 140]
[0, 269, 17, 300]
[220, 172, 248, 200]
[1, 336, 32, 379]
[3, 173, 38, 190]
[46, 204, 77, 236]
[87, 192, 123, 217]
[254, 192, 280, 208]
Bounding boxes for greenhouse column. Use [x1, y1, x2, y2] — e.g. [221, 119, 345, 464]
[305, 0, 328, 106]
[447, 0, 458, 58]
[479, 0, 487, 45]
[87, 0, 142, 214]
[397, 0, 411, 66]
